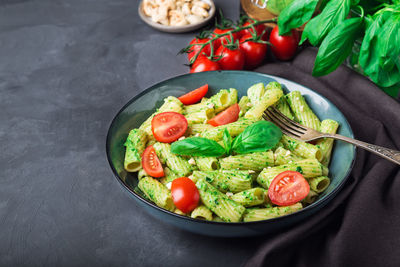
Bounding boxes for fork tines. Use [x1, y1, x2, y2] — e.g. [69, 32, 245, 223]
[263, 106, 307, 139]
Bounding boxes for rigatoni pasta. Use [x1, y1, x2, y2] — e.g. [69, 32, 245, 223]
[124, 82, 338, 222]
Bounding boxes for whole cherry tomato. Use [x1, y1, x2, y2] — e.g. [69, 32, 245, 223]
[215, 45, 245, 70]
[171, 177, 199, 213]
[269, 26, 299, 61]
[239, 34, 268, 69]
[211, 28, 239, 50]
[190, 57, 221, 73]
[187, 37, 211, 61]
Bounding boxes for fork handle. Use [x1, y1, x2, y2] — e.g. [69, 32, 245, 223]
[326, 134, 400, 165]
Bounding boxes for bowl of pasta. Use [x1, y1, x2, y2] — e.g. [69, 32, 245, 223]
[106, 71, 355, 237]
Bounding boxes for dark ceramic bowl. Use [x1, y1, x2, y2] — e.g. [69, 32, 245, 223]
[106, 71, 355, 237]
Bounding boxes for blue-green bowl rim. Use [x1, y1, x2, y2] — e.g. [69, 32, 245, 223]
[106, 70, 356, 226]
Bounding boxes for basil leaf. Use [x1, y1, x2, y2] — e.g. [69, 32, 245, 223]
[231, 121, 282, 154]
[171, 137, 225, 157]
[278, 0, 319, 35]
[300, 0, 351, 46]
[223, 128, 232, 155]
[313, 17, 364, 76]
[359, 11, 400, 87]
[376, 15, 400, 72]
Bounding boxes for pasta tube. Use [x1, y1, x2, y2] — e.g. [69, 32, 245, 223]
[138, 177, 175, 211]
[124, 129, 148, 172]
[219, 151, 274, 171]
[317, 119, 339, 166]
[243, 203, 302, 222]
[245, 88, 283, 119]
[286, 91, 321, 130]
[196, 178, 246, 222]
[231, 188, 266, 207]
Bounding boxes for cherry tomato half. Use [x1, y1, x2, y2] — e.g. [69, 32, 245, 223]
[208, 103, 240, 126]
[187, 37, 211, 61]
[151, 112, 188, 143]
[269, 26, 299, 61]
[171, 177, 199, 213]
[190, 57, 221, 73]
[239, 34, 268, 70]
[268, 171, 310, 206]
[215, 45, 245, 70]
[178, 84, 208, 105]
[142, 145, 164, 178]
[212, 28, 239, 50]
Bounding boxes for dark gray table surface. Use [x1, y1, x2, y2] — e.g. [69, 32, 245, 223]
[0, 1, 269, 266]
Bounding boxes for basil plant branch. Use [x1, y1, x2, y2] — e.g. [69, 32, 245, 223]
[277, 0, 400, 94]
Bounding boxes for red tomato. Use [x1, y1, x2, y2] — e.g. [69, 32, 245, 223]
[142, 145, 164, 178]
[171, 177, 199, 213]
[187, 37, 211, 61]
[239, 20, 267, 40]
[269, 26, 299, 61]
[268, 171, 310, 206]
[212, 28, 239, 49]
[151, 112, 188, 143]
[215, 45, 245, 70]
[239, 34, 268, 69]
[190, 57, 221, 73]
[208, 104, 240, 126]
[178, 84, 208, 105]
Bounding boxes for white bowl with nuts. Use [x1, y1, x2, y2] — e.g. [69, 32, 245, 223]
[139, 0, 216, 33]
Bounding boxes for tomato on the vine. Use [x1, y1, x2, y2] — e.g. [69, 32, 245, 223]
[151, 112, 188, 143]
[190, 57, 221, 73]
[239, 34, 268, 69]
[211, 28, 239, 50]
[171, 177, 199, 213]
[268, 171, 310, 206]
[142, 145, 164, 178]
[239, 20, 268, 40]
[215, 45, 245, 70]
[187, 37, 211, 61]
[269, 26, 299, 61]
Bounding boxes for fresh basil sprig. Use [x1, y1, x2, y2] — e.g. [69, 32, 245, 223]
[359, 11, 400, 88]
[171, 137, 225, 157]
[231, 121, 282, 154]
[171, 121, 282, 157]
[278, 0, 319, 35]
[300, 0, 351, 46]
[313, 16, 364, 76]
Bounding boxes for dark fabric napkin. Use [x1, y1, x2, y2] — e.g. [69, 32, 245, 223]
[246, 48, 400, 267]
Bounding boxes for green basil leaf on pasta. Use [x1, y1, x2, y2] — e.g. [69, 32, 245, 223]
[300, 0, 351, 46]
[278, 0, 319, 35]
[231, 121, 282, 154]
[171, 137, 225, 157]
[313, 17, 364, 76]
[223, 128, 232, 155]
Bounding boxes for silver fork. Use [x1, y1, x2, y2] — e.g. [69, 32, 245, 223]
[263, 106, 400, 165]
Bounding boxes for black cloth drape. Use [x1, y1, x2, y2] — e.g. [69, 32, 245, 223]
[246, 48, 400, 267]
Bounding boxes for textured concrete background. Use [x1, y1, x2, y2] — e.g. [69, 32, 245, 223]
[0, 1, 267, 266]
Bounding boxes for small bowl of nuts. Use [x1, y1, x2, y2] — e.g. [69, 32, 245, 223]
[139, 0, 216, 33]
